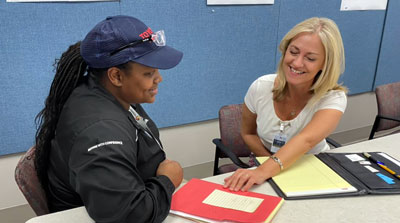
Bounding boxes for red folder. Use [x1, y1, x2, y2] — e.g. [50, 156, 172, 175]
[170, 178, 284, 223]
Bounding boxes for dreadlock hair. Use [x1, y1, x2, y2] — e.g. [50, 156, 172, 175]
[35, 41, 134, 189]
[35, 41, 88, 188]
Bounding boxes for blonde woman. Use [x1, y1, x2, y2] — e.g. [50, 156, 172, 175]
[224, 17, 347, 192]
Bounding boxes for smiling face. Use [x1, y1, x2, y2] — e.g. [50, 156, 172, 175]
[283, 32, 325, 89]
[122, 63, 162, 104]
[112, 62, 162, 108]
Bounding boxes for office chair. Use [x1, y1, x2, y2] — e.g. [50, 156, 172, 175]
[212, 104, 253, 176]
[212, 104, 342, 176]
[369, 81, 400, 140]
[15, 146, 49, 216]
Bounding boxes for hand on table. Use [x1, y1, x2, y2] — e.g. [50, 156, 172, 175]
[223, 168, 268, 192]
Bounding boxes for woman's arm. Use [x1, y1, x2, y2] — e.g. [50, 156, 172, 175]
[241, 104, 272, 157]
[224, 108, 343, 192]
[271, 109, 342, 169]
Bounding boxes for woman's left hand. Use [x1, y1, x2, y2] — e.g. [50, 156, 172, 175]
[223, 168, 268, 192]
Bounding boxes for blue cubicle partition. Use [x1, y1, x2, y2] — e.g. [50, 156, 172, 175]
[0, 0, 397, 156]
[0, 1, 120, 156]
[375, 0, 400, 87]
[277, 0, 386, 95]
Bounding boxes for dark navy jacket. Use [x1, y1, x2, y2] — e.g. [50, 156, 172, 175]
[47, 77, 175, 223]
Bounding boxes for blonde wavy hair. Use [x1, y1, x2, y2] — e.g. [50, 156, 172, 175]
[273, 17, 347, 105]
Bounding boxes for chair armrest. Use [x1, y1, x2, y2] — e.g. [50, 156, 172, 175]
[377, 114, 400, 123]
[369, 115, 400, 139]
[212, 138, 250, 169]
[326, 137, 341, 148]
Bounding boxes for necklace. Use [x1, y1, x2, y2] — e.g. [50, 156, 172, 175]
[290, 110, 296, 116]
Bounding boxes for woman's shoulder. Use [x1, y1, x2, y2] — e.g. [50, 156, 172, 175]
[314, 89, 347, 111]
[256, 74, 277, 82]
[251, 74, 276, 88]
[245, 74, 276, 110]
[322, 89, 347, 99]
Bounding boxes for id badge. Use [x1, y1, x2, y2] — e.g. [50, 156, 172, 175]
[271, 132, 287, 153]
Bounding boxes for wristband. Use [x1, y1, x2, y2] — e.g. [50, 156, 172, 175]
[270, 155, 284, 170]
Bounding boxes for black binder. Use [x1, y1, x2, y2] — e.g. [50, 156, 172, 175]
[264, 152, 400, 200]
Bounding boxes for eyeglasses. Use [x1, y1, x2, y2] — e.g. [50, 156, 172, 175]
[110, 30, 166, 56]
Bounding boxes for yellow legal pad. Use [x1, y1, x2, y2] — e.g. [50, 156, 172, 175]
[257, 155, 357, 197]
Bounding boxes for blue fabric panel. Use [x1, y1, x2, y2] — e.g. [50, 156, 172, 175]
[0, 0, 396, 156]
[375, 0, 400, 87]
[277, 0, 386, 95]
[0, 1, 120, 155]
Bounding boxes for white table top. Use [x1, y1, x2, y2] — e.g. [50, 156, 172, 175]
[27, 133, 400, 223]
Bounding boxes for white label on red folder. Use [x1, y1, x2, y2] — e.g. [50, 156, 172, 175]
[202, 189, 263, 213]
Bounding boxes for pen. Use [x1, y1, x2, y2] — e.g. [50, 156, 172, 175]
[363, 152, 400, 180]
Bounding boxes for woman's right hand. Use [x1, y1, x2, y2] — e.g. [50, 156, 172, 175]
[223, 167, 268, 192]
[157, 159, 183, 188]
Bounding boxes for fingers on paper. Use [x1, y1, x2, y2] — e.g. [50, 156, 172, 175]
[223, 169, 241, 190]
[236, 171, 253, 191]
[242, 178, 256, 192]
[223, 169, 253, 192]
[223, 175, 232, 188]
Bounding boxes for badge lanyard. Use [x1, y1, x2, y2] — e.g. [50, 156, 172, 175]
[128, 106, 163, 150]
[271, 121, 290, 153]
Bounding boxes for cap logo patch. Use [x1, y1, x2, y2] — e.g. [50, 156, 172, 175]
[139, 27, 154, 39]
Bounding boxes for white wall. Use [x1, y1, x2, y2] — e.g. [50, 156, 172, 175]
[0, 92, 378, 210]
[334, 92, 377, 133]
[0, 154, 27, 209]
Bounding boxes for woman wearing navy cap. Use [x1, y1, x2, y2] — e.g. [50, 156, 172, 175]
[35, 15, 183, 223]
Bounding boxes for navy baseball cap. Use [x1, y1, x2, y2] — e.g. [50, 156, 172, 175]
[80, 15, 183, 69]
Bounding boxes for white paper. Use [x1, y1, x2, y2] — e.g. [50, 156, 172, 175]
[341, 0, 387, 11]
[7, 0, 116, 2]
[359, 160, 372, 165]
[378, 152, 400, 167]
[202, 189, 263, 213]
[207, 0, 274, 5]
[364, 165, 379, 173]
[345, 154, 365, 162]
[169, 210, 225, 223]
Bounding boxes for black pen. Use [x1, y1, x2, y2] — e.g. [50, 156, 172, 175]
[363, 152, 400, 180]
